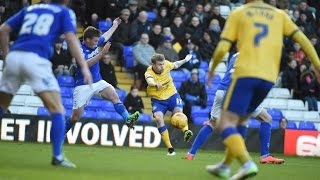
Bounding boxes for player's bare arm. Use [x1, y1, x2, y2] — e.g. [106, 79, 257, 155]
[145, 73, 162, 89]
[102, 17, 122, 42]
[0, 23, 11, 60]
[86, 42, 111, 67]
[173, 54, 193, 69]
[65, 32, 93, 85]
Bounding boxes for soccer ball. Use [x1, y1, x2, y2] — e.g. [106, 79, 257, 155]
[171, 112, 188, 129]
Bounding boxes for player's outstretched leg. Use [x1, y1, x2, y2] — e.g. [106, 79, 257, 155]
[229, 160, 258, 180]
[51, 113, 76, 168]
[185, 124, 213, 160]
[207, 163, 231, 179]
[114, 103, 140, 129]
[259, 122, 284, 164]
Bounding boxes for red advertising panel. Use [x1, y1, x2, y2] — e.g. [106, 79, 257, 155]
[284, 129, 320, 157]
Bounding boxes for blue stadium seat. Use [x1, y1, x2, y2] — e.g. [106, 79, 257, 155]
[198, 70, 206, 83]
[139, 113, 152, 122]
[96, 111, 113, 120]
[171, 70, 188, 82]
[116, 89, 127, 102]
[98, 20, 112, 33]
[82, 110, 96, 119]
[199, 61, 209, 71]
[112, 112, 123, 121]
[193, 116, 209, 125]
[205, 85, 218, 95]
[191, 105, 211, 119]
[60, 87, 73, 98]
[65, 109, 73, 117]
[271, 120, 279, 129]
[37, 107, 49, 116]
[207, 94, 215, 106]
[248, 118, 260, 128]
[86, 99, 103, 110]
[147, 11, 157, 21]
[298, 121, 316, 131]
[174, 81, 182, 90]
[62, 98, 73, 109]
[286, 121, 297, 129]
[57, 75, 75, 87]
[267, 109, 283, 122]
[100, 101, 115, 111]
[123, 46, 134, 69]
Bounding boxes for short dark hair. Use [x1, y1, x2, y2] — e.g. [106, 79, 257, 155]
[130, 85, 138, 91]
[83, 26, 101, 40]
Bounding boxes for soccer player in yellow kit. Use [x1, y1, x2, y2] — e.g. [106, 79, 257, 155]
[206, 0, 320, 179]
[145, 53, 193, 155]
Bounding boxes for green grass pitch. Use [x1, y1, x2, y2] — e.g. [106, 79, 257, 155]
[0, 141, 319, 180]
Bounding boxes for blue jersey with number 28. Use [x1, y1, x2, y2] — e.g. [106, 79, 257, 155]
[6, 3, 76, 60]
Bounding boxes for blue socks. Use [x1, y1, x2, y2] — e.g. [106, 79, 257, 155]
[114, 103, 130, 120]
[65, 117, 74, 134]
[50, 113, 65, 158]
[260, 122, 271, 157]
[189, 125, 213, 155]
[237, 124, 248, 139]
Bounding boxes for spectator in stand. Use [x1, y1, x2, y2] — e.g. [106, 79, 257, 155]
[162, 27, 175, 41]
[155, 7, 171, 28]
[0, 1, 5, 24]
[190, 3, 208, 27]
[207, 19, 221, 47]
[173, 3, 190, 25]
[279, 117, 288, 129]
[203, 2, 212, 17]
[148, 23, 163, 50]
[291, 10, 300, 23]
[159, 0, 176, 17]
[299, 69, 319, 111]
[130, 11, 152, 43]
[127, 0, 141, 22]
[297, 0, 315, 22]
[124, 85, 144, 114]
[170, 15, 186, 45]
[104, 0, 127, 20]
[179, 68, 207, 121]
[208, 5, 226, 29]
[186, 16, 204, 41]
[178, 39, 201, 75]
[156, 36, 179, 62]
[111, 8, 132, 67]
[89, 13, 99, 28]
[199, 31, 216, 63]
[293, 42, 306, 65]
[100, 54, 118, 88]
[296, 12, 315, 35]
[282, 59, 299, 97]
[310, 35, 320, 56]
[178, 0, 197, 14]
[69, 0, 86, 26]
[133, 33, 155, 89]
[51, 38, 72, 76]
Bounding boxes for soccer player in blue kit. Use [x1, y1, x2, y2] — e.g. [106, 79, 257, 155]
[185, 53, 284, 164]
[64, 18, 140, 133]
[0, 0, 92, 168]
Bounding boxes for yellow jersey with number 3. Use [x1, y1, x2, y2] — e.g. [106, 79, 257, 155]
[145, 60, 177, 100]
[221, 1, 299, 83]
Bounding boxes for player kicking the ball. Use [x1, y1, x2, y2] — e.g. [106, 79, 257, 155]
[145, 53, 194, 155]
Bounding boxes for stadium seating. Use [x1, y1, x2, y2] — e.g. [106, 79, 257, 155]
[123, 46, 134, 69]
[174, 81, 182, 90]
[272, 120, 280, 129]
[98, 20, 112, 33]
[25, 96, 43, 107]
[267, 109, 283, 121]
[62, 98, 73, 109]
[298, 121, 316, 131]
[193, 116, 209, 125]
[286, 121, 297, 129]
[8, 106, 21, 114]
[206, 74, 221, 85]
[11, 95, 28, 106]
[171, 70, 188, 82]
[116, 89, 127, 101]
[37, 107, 49, 116]
[138, 113, 152, 122]
[199, 61, 209, 72]
[303, 111, 320, 122]
[191, 106, 211, 119]
[207, 94, 215, 106]
[147, 11, 157, 21]
[269, 99, 287, 110]
[86, 99, 103, 110]
[18, 107, 38, 115]
[100, 101, 115, 111]
[17, 84, 33, 95]
[96, 111, 113, 120]
[57, 75, 75, 87]
[287, 99, 306, 111]
[282, 110, 303, 121]
[215, 62, 227, 73]
[112, 112, 124, 121]
[248, 118, 260, 128]
[205, 85, 218, 95]
[60, 87, 73, 98]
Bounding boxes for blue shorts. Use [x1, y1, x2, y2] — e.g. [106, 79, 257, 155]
[222, 77, 273, 116]
[151, 93, 183, 114]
